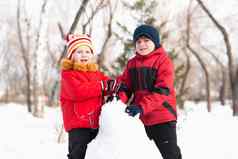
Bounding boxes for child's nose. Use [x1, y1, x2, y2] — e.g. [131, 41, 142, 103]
[81, 51, 87, 55]
[139, 41, 146, 46]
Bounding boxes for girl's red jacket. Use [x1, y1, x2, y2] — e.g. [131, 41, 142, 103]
[59, 59, 108, 132]
[118, 47, 177, 126]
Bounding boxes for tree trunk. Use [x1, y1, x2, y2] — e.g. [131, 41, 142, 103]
[187, 46, 211, 112]
[200, 46, 226, 105]
[32, 0, 48, 118]
[48, 80, 59, 107]
[219, 69, 226, 105]
[4, 86, 9, 103]
[57, 124, 66, 143]
[196, 0, 237, 116]
[17, 0, 32, 112]
[233, 69, 238, 115]
[26, 70, 32, 112]
[186, 5, 211, 112]
[178, 51, 190, 109]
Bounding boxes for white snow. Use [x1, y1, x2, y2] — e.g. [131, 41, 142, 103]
[0, 100, 237, 159]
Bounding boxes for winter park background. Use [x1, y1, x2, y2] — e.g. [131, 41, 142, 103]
[1, 0, 238, 159]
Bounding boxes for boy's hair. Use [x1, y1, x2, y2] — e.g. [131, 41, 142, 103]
[133, 24, 160, 48]
[65, 34, 94, 59]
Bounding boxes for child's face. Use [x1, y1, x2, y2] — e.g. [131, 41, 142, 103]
[72, 46, 93, 64]
[135, 36, 155, 56]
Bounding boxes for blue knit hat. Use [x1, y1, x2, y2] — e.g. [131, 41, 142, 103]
[133, 24, 160, 48]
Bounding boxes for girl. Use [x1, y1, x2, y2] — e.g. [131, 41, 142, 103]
[60, 34, 118, 159]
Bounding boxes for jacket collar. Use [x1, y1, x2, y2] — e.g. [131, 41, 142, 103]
[61, 58, 98, 72]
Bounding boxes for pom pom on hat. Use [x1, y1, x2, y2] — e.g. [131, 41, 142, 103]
[65, 34, 94, 59]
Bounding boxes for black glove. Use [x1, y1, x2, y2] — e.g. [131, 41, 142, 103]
[105, 94, 120, 102]
[106, 82, 129, 102]
[101, 79, 120, 94]
[125, 105, 143, 117]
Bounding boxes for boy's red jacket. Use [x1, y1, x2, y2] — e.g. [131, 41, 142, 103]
[60, 59, 108, 132]
[119, 47, 177, 126]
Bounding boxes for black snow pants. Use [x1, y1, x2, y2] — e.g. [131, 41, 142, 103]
[144, 121, 182, 159]
[67, 128, 99, 159]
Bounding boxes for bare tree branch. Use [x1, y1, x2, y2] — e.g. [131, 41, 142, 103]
[200, 45, 226, 105]
[82, 0, 107, 33]
[57, 0, 91, 66]
[69, 0, 90, 34]
[97, 0, 118, 69]
[186, 1, 211, 112]
[196, 0, 238, 115]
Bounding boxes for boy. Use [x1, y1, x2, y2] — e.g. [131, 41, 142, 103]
[118, 25, 182, 159]
[60, 34, 118, 159]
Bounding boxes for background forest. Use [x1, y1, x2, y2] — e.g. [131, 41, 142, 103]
[0, 0, 238, 118]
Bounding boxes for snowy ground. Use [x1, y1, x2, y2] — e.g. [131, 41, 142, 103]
[0, 100, 237, 159]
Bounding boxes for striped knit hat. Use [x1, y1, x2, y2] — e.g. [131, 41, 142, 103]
[66, 34, 94, 59]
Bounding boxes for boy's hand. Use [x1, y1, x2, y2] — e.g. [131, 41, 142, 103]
[125, 105, 143, 117]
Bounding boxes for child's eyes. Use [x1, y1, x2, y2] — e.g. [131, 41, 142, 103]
[75, 50, 81, 53]
[75, 50, 91, 54]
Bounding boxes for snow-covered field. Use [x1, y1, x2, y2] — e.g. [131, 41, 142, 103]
[0, 100, 237, 159]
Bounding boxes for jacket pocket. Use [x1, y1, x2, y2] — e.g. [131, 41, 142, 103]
[73, 103, 99, 128]
[73, 103, 86, 120]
